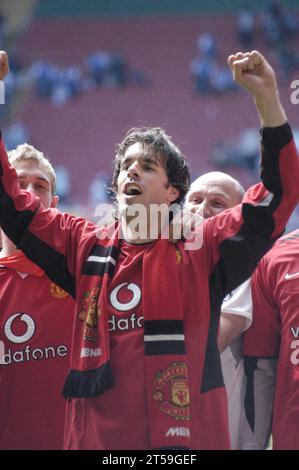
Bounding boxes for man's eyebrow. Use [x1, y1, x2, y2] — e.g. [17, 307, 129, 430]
[121, 155, 159, 166]
[18, 175, 50, 185]
[141, 156, 159, 165]
[189, 190, 202, 198]
[208, 190, 231, 199]
[189, 189, 230, 199]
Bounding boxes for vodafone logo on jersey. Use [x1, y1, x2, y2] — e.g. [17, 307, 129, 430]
[109, 283, 143, 334]
[110, 283, 141, 311]
[0, 313, 69, 366]
[4, 313, 36, 344]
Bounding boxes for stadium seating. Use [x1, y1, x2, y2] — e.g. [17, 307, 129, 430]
[14, 14, 299, 203]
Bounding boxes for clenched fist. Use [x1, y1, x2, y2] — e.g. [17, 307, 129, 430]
[227, 50, 277, 98]
[228, 50, 286, 127]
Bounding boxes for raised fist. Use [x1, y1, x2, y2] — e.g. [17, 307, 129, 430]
[227, 50, 277, 98]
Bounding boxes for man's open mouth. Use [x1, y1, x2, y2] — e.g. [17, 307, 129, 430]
[123, 183, 142, 196]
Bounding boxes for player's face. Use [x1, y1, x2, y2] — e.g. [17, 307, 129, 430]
[15, 160, 58, 209]
[117, 142, 179, 214]
[186, 177, 237, 219]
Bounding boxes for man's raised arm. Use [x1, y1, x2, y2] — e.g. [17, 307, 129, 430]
[226, 50, 299, 241]
[0, 51, 97, 296]
[203, 50, 299, 296]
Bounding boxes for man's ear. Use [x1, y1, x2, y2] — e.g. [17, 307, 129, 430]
[167, 186, 180, 204]
[51, 195, 59, 208]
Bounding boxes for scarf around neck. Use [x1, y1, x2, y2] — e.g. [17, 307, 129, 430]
[63, 226, 191, 449]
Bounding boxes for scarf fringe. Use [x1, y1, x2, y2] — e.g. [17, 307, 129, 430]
[62, 362, 113, 398]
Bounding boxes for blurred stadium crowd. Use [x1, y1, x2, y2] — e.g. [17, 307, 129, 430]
[0, 0, 299, 225]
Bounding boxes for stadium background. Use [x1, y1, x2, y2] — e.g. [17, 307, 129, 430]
[0, 0, 298, 225]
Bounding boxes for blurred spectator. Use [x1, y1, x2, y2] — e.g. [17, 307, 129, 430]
[237, 7, 256, 49]
[29, 50, 145, 107]
[30, 62, 58, 99]
[85, 51, 129, 88]
[55, 165, 71, 203]
[109, 53, 128, 87]
[210, 142, 230, 169]
[191, 56, 237, 95]
[51, 66, 83, 107]
[277, 43, 299, 78]
[3, 123, 30, 151]
[191, 33, 237, 95]
[197, 33, 217, 60]
[190, 56, 217, 94]
[85, 51, 113, 86]
[261, 2, 299, 78]
[30, 62, 83, 106]
[211, 128, 259, 173]
[8, 53, 23, 75]
[262, 1, 298, 48]
[89, 171, 110, 208]
[211, 68, 238, 94]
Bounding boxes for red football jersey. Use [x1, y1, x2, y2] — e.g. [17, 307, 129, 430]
[244, 230, 299, 449]
[64, 238, 232, 450]
[0, 260, 74, 449]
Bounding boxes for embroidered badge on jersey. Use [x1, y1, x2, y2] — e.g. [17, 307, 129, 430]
[153, 361, 190, 420]
[50, 282, 69, 299]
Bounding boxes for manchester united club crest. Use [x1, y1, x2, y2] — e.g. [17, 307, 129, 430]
[50, 282, 69, 299]
[153, 362, 190, 420]
[79, 286, 101, 342]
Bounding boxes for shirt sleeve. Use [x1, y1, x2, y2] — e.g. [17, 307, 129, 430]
[244, 255, 280, 357]
[221, 278, 252, 331]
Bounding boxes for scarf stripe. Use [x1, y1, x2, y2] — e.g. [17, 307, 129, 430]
[82, 244, 118, 276]
[87, 255, 117, 265]
[144, 334, 185, 341]
[144, 319, 185, 355]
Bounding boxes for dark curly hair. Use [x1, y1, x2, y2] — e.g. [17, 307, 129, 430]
[111, 127, 191, 205]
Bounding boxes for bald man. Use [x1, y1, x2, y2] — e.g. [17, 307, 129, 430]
[187, 172, 244, 219]
[187, 171, 258, 450]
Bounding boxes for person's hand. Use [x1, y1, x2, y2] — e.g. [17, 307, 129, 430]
[228, 50, 286, 127]
[228, 51, 277, 100]
[0, 51, 9, 81]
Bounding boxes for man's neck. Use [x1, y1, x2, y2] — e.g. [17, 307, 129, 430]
[120, 227, 154, 244]
[119, 213, 170, 244]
